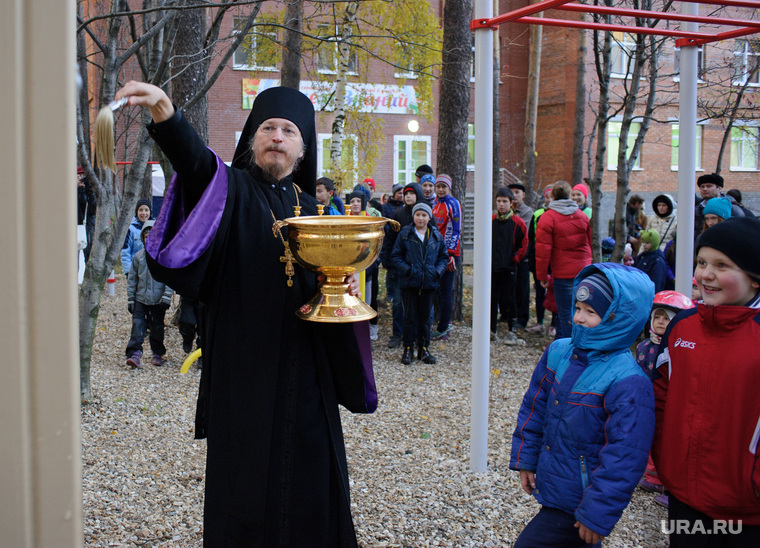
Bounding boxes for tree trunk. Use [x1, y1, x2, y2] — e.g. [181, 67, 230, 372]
[588, 27, 612, 263]
[522, 5, 542, 194]
[280, 0, 304, 89]
[329, 2, 360, 188]
[172, 0, 208, 144]
[572, 27, 587, 187]
[437, 0, 472, 321]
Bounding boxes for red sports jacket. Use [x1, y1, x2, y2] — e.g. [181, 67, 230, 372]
[652, 303, 760, 524]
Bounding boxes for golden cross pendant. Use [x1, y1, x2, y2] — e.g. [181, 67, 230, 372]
[280, 243, 295, 287]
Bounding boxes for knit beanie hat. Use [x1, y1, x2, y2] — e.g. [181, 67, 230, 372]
[640, 229, 661, 250]
[412, 202, 432, 219]
[391, 183, 404, 196]
[415, 164, 434, 178]
[435, 174, 452, 189]
[575, 272, 614, 318]
[572, 183, 589, 199]
[135, 198, 152, 217]
[420, 173, 435, 185]
[696, 217, 760, 283]
[703, 196, 732, 220]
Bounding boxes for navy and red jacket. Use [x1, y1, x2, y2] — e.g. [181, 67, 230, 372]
[652, 300, 760, 524]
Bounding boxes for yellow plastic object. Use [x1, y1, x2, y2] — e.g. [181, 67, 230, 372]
[180, 348, 202, 374]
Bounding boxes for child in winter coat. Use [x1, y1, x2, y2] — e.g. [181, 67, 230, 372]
[125, 221, 173, 368]
[652, 217, 760, 546]
[490, 187, 528, 344]
[390, 202, 448, 365]
[510, 263, 656, 547]
[121, 198, 153, 277]
[634, 291, 694, 504]
[633, 229, 670, 292]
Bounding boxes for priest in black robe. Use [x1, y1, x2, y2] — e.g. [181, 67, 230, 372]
[114, 82, 377, 547]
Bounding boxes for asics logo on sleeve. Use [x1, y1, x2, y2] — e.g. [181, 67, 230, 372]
[674, 338, 696, 349]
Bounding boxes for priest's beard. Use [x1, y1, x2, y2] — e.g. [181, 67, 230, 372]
[251, 142, 305, 182]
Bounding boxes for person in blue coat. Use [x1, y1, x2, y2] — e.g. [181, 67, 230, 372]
[510, 263, 655, 547]
[121, 198, 153, 277]
[390, 202, 448, 365]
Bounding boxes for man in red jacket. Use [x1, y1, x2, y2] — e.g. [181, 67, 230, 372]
[535, 181, 592, 338]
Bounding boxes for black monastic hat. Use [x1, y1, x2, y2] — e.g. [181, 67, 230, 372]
[232, 87, 318, 196]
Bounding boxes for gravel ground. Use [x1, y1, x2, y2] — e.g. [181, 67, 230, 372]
[82, 276, 668, 547]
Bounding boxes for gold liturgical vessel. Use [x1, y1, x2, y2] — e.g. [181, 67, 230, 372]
[273, 206, 399, 322]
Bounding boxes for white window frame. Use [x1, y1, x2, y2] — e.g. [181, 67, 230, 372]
[673, 45, 705, 82]
[733, 39, 760, 87]
[315, 24, 358, 76]
[393, 135, 431, 186]
[317, 133, 359, 181]
[607, 118, 642, 171]
[232, 17, 279, 72]
[394, 42, 419, 80]
[610, 32, 637, 79]
[729, 123, 760, 171]
[670, 121, 704, 171]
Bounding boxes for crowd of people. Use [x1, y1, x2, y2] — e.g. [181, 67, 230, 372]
[90, 79, 759, 546]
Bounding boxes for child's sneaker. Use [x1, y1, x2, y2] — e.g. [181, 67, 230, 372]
[549, 326, 557, 337]
[152, 354, 163, 366]
[638, 477, 665, 493]
[525, 324, 545, 334]
[503, 331, 525, 345]
[418, 346, 436, 364]
[126, 351, 142, 368]
[654, 494, 669, 508]
[431, 326, 450, 340]
[369, 324, 379, 341]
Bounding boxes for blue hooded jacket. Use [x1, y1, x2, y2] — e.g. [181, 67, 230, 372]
[510, 263, 655, 536]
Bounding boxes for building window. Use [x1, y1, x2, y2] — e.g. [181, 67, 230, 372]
[316, 24, 358, 75]
[730, 125, 759, 170]
[607, 120, 641, 170]
[317, 133, 359, 181]
[610, 32, 637, 78]
[673, 46, 705, 81]
[394, 43, 420, 79]
[232, 17, 279, 71]
[393, 135, 431, 186]
[733, 40, 760, 86]
[670, 123, 703, 170]
[467, 123, 475, 171]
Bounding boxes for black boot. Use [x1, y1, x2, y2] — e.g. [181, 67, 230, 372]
[401, 346, 413, 365]
[418, 346, 436, 364]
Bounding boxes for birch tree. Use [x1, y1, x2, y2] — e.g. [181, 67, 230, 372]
[76, 0, 261, 401]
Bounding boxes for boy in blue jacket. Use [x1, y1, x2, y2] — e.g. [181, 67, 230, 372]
[510, 263, 656, 547]
[390, 202, 448, 365]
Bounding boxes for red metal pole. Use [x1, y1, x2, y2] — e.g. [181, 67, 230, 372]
[471, 0, 573, 29]
[676, 24, 760, 46]
[514, 16, 709, 40]
[557, 2, 760, 28]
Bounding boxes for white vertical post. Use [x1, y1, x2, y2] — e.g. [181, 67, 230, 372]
[675, 3, 699, 296]
[471, 0, 495, 473]
[0, 0, 81, 545]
